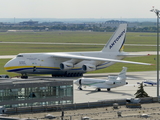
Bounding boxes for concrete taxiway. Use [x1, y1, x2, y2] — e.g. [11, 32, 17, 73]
[74, 71, 157, 103]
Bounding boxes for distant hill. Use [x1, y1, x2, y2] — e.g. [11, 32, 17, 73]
[0, 18, 156, 23]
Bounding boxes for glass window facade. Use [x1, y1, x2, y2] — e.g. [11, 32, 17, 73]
[0, 80, 73, 108]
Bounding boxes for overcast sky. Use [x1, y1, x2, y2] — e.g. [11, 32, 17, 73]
[0, 0, 159, 18]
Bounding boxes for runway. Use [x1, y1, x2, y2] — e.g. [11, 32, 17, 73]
[0, 41, 158, 46]
[0, 55, 16, 59]
[0, 42, 157, 59]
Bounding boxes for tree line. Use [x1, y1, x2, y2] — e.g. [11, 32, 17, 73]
[0, 24, 159, 32]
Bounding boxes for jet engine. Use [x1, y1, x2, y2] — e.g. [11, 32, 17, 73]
[82, 64, 96, 72]
[60, 62, 74, 70]
[105, 80, 116, 84]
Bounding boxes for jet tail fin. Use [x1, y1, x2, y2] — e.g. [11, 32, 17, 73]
[117, 67, 127, 80]
[102, 24, 127, 52]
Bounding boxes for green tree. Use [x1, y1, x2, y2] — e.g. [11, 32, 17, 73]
[134, 83, 149, 98]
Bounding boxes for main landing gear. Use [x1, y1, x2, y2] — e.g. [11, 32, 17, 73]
[51, 72, 83, 77]
[78, 87, 83, 90]
[78, 79, 83, 90]
[96, 88, 101, 91]
[107, 88, 111, 91]
[21, 74, 28, 79]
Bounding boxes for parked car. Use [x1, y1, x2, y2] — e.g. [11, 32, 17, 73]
[0, 75, 10, 78]
[45, 114, 56, 119]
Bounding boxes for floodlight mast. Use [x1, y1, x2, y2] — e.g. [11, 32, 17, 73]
[150, 7, 160, 101]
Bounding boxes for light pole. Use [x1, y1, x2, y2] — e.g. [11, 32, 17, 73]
[150, 8, 160, 101]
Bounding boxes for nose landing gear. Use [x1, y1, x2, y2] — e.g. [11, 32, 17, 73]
[96, 88, 101, 91]
[78, 79, 83, 90]
[107, 88, 111, 91]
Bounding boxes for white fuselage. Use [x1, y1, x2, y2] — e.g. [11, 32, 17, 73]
[4, 51, 125, 76]
[74, 77, 126, 89]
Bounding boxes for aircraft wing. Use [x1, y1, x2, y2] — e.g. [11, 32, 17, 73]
[117, 52, 151, 57]
[83, 84, 101, 88]
[48, 53, 152, 65]
[88, 85, 99, 88]
[129, 51, 157, 55]
[117, 54, 150, 57]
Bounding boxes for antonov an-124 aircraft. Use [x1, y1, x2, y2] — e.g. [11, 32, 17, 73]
[74, 67, 128, 91]
[4, 24, 152, 79]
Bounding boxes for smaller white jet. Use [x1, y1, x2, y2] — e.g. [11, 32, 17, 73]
[74, 67, 128, 91]
[137, 80, 157, 86]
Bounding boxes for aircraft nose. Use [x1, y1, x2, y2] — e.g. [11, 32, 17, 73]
[4, 58, 16, 71]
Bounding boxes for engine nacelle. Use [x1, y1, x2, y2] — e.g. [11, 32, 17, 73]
[60, 62, 73, 70]
[82, 64, 96, 72]
[105, 80, 116, 85]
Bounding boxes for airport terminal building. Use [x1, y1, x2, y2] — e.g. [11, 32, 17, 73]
[0, 78, 73, 108]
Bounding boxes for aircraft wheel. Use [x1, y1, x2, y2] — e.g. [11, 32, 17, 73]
[67, 73, 70, 77]
[77, 73, 81, 77]
[73, 73, 76, 77]
[76, 73, 80, 77]
[64, 72, 67, 77]
[96, 88, 101, 91]
[21, 75, 28, 79]
[79, 73, 83, 77]
[51, 74, 55, 77]
[78, 87, 83, 90]
[107, 88, 110, 91]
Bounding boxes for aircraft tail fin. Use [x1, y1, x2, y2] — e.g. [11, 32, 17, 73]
[102, 24, 127, 52]
[117, 67, 127, 80]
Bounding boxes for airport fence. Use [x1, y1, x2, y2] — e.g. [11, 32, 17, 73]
[5, 97, 157, 114]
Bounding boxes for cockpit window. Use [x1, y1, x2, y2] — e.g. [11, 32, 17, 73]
[17, 55, 23, 57]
